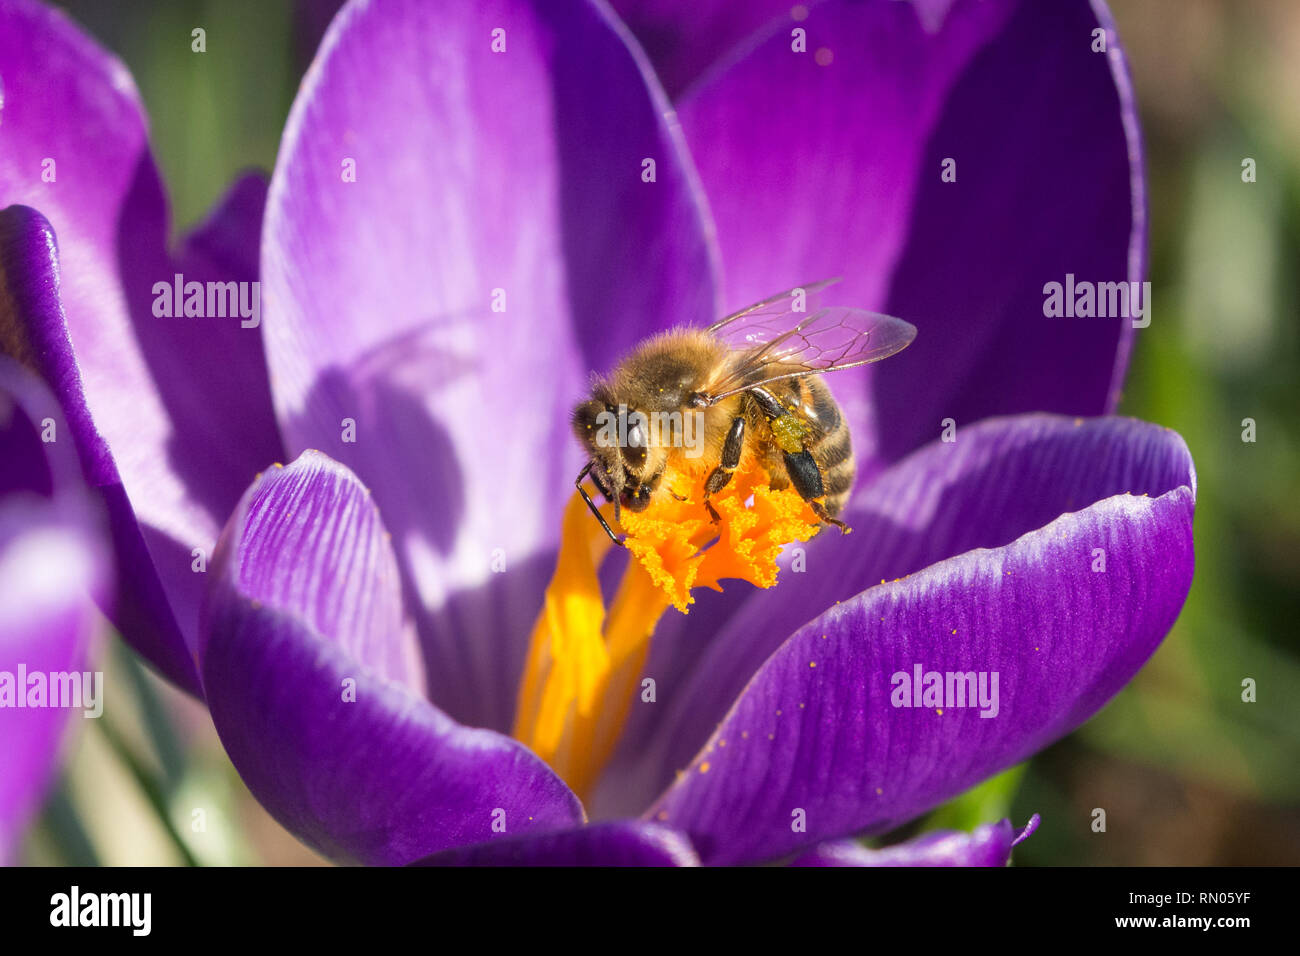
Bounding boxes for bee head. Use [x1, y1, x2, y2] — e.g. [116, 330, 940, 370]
[572, 392, 661, 512]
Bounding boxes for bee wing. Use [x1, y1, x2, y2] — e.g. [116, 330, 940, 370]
[706, 278, 842, 341]
[703, 306, 917, 404]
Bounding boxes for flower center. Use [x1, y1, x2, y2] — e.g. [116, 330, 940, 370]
[511, 457, 821, 799]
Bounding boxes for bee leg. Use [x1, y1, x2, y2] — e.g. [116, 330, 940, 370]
[575, 462, 625, 547]
[783, 449, 852, 535]
[810, 500, 851, 534]
[703, 416, 746, 523]
[747, 386, 786, 420]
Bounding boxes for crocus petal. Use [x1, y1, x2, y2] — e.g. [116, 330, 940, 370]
[677, 0, 1144, 473]
[608, 0, 796, 98]
[0, 510, 102, 864]
[0, 357, 108, 864]
[875, 0, 1145, 458]
[792, 814, 1039, 867]
[0, 0, 283, 692]
[199, 451, 582, 865]
[642, 415, 1193, 864]
[411, 820, 698, 866]
[262, 0, 717, 731]
[0, 204, 184, 691]
[601, 415, 1192, 816]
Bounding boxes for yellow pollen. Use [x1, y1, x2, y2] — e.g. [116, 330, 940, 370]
[511, 457, 819, 798]
[617, 458, 821, 613]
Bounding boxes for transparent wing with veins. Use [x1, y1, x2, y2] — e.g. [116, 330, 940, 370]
[706, 278, 843, 342]
[703, 300, 917, 404]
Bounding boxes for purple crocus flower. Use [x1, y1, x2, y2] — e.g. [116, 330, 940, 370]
[0, 0, 1195, 867]
[0, 0, 283, 697]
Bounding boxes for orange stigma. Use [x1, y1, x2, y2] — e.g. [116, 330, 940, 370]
[511, 457, 820, 799]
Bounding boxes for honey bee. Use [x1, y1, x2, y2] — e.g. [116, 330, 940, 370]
[572, 280, 917, 544]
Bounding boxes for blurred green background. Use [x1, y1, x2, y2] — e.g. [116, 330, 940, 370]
[21, 0, 1300, 865]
